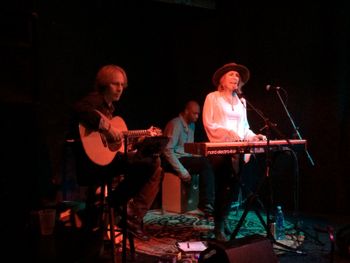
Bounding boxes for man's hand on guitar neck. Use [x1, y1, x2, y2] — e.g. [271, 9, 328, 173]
[147, 126, 163, 137]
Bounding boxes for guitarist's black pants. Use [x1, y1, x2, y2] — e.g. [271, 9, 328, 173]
[109, 151, 163, 222]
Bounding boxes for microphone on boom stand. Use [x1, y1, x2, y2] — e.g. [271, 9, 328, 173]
[229, 92, 305, 255]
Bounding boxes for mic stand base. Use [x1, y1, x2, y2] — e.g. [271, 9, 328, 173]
[290, 212, 325, 246]
[230, 189, 306, 255]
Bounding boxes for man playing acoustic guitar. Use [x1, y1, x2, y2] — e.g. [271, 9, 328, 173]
[70, 64, 165, 241]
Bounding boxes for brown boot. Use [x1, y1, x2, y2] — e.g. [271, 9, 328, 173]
[214, 221, 230, 242]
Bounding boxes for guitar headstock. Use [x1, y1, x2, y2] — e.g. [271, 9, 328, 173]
[147, 126, 163, 137]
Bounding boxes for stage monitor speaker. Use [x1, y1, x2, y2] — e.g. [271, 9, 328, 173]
[199, 234, 278, 263]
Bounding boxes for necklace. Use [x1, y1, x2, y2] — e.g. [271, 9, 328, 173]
[228, 95, 235, 111]
[221, 91, 235, 111]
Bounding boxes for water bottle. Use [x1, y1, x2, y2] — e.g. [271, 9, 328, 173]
[275, 205, 285, 240]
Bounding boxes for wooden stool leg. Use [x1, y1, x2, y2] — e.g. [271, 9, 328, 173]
[120, 202, 136, 263]
[128, 232, 135, 261]
[104, 182, 136, 263]
[107, 206, 117, 263]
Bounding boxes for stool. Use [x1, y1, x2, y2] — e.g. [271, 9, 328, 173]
[162, 172, 199, 213]
[99, 181, 135, 263]
[65, 138, 135, 263]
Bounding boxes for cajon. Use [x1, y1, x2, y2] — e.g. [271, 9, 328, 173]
[162, 172, 199, 213]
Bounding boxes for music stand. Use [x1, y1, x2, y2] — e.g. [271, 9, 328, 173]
[119, 135, 169, 262]
[229, 96, 305, 255]
[103, 134, 130, 263]
[119, 134, 136, 263]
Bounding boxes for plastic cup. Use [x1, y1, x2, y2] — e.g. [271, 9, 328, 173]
[38, 209, 56, 235]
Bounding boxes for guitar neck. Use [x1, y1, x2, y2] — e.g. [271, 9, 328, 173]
[122, 130, 150, 138]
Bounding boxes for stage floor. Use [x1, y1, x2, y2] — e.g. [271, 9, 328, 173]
[19, 208, 350, 263]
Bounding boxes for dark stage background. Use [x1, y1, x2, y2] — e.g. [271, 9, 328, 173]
[1, 0, 349, 233]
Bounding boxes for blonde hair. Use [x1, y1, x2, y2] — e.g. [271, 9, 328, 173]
[94, 64, 128, 92]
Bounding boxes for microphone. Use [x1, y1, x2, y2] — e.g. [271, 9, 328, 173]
[235, 91, 244, 99]
[266, 85, 281, 91]
[235, 92, 246, 108]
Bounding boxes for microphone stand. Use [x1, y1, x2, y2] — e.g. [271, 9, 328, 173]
[275, 89, 315, 167]
[230, 95, 305, 255]
[274, 89, 323, 245]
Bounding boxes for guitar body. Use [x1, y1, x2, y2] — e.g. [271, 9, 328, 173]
[79, 116, 127, 166]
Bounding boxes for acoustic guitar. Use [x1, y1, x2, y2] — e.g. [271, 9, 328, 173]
[79, 115, 162, 166]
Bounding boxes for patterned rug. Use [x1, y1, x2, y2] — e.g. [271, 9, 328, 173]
[124, 208, 304, 258]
